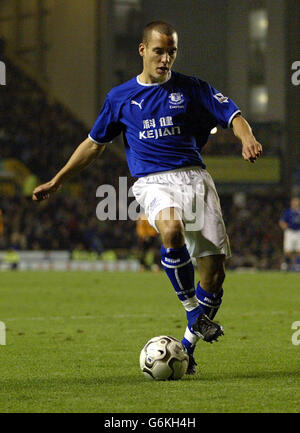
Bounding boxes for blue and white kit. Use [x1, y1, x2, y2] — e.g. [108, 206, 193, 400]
[89, 71, 240, 258]
[89, 71, 241, 177]
[89, 71, 241, 352]
[280, 208, 300, 253]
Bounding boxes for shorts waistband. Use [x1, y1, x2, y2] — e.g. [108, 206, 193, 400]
[143, 166, 206, 178]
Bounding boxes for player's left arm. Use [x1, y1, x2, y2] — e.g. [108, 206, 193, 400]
[232, 115, 263, 163]
[279, 220, 288, 231]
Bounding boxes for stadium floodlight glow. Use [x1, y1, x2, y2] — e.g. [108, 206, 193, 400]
[250, 85, 268, 114]
[249, 10, 268, 41]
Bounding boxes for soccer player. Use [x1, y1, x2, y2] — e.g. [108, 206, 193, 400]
[279, 197, 300, 270]
[32, 21, 262, 374]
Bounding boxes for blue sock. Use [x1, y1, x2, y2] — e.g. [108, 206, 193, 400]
[185, 304, 203, 329]
[182, 285, 223, 355]
[181, 337, 196, 354]
[181, 326, 200, 354]
[196, 282, 223, 320]
[161, 244, 196, 302]
[161, 244, 204, 354]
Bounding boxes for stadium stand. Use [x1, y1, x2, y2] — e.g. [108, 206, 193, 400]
[0, 56, 137, 255]
[222, 193, 285, 270]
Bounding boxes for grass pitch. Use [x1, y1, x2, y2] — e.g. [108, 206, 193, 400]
[0, 270, 300, 413]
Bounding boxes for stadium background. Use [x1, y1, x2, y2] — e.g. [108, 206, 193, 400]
[0, 0, 299, 271]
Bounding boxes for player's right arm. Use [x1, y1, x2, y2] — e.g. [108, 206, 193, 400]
[33, 90, 123, 202]
[279, 220, 288, 230]
[279, 210, 289, 231]
[32, 137, 105, 202]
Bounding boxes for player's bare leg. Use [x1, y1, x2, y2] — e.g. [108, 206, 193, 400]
[156, 207, 185, 249]
[289, 251, 298, 270]
[196, 254, 225, 295]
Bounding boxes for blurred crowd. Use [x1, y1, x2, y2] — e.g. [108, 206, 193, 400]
[0, 56, 136, 254]
[0, 56, 287, 269]
[221, 194, 285, 270]
[203, 120, 282, 156]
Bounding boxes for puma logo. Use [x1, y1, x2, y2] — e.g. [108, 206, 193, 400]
[131, 99, 144, 110]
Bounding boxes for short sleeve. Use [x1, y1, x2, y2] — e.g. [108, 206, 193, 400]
[279, 209, 288, 222]
[89, 95, 123, 144]
[194, 79, 241, 129]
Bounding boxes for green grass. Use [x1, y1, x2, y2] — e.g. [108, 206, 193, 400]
[0, 270, 300, 413]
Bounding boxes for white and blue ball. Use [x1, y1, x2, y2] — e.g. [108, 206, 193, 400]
[139, 335, 189, 380]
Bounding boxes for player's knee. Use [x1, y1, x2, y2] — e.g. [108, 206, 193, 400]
[160, 220, 185, 249]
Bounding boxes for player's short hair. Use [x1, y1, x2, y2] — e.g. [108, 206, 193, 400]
[142, 20, 177, 45]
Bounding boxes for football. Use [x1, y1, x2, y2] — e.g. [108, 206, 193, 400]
[139, 335, 189, 380]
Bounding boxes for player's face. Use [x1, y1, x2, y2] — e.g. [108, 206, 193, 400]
[291, 198, 300, 210]
[139, 30, 178, 83]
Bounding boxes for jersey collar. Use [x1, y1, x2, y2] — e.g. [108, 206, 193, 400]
[136, 71, 172, 86]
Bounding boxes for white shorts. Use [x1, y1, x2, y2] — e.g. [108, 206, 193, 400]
[283, 229, 300, 253]
[132, 167, 231, 258]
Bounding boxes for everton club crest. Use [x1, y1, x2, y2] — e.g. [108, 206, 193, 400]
[169, 92, 184, 105]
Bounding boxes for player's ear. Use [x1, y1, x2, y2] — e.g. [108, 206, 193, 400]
[138, 42, 146, 57]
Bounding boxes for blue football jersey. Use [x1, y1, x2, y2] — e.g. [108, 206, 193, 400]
[280, 209, 300, 230]
[89, 71, 241, 177]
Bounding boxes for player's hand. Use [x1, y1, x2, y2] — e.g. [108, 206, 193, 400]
[32, 180, 61, 201]
[241, 137, 263, 163]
